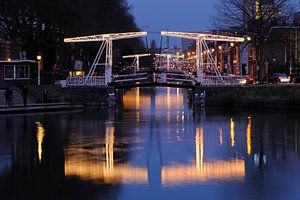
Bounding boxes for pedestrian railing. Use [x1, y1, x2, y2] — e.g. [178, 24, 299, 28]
[202, 75, 252, 86]
[112, 73, 150, 83]
[66, 74, 252, 87]
[66, 76, 106, 87]
[155, 72, 196, 85]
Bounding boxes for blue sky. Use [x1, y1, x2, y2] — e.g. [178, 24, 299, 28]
[128, 0, 217, 47]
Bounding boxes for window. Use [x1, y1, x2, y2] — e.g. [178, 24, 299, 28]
[4, 66, 14, 79]
[4, 65, 30, 80]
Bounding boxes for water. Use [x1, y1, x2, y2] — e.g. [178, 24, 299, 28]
[1, 87, 300, 200]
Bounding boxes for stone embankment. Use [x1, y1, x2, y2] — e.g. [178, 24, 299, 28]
[196, 85, 300, 110]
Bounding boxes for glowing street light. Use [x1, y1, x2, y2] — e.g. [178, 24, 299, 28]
[37, 55, 42, 86]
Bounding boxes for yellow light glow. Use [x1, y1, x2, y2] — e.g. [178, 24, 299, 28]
[247, 37, 251, 41]
[196, 127, 204, 171]
[36, 122, 45, 163]
[161, 160, 245, 186]
[75, 71, 85, 76]
[7, 58, 11, 62]
[230, 118, 235, 147]
[64, 122, 148, 184]
[256, 0, 261, 20]
[218, 46, 222, 50]
[105, 126, 115, 172]
[246, 116, 252, 156]
[136, 88, 140, 123]
[123, 89, 151, 110]
[37, 55, 42, 61]
[230, 43, 235, 47]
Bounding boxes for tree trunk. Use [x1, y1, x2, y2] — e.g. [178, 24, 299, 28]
[256, 43, 266, 83]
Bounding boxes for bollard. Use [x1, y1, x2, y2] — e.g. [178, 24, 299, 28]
[193, 90, 206, 108]
[108, 92, 116, 108]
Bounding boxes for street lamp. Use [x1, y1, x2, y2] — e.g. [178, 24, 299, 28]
[37, 55, 42, 86]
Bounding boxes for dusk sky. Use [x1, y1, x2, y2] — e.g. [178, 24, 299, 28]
[128, 0, 217, 47]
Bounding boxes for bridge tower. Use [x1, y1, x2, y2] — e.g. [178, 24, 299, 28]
[64, 32, 147, 86]
[161, 31, 245, 84]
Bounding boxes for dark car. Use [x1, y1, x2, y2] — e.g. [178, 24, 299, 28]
[269, 73, 290, 84]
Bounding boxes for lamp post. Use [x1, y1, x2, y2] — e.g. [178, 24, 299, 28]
[37, 55, 42, 86]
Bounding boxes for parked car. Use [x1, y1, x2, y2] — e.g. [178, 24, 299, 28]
[239, 76, 255, 85]
[269, 73, 290, 84]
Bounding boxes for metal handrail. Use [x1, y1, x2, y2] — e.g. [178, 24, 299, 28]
[66, 76, 106, 87]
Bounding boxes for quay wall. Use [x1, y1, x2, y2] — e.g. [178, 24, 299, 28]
[29, 85, 114, 106]
[197, 85, 300, 109]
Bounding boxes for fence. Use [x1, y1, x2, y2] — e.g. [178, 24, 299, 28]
[202, 75, 253, 86]
[66, 76, 106, 87]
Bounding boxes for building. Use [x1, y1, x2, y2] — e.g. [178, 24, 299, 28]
[0, 60, 38, 87]
[265, 26, 300, 75]
[0, 38, 11, 60]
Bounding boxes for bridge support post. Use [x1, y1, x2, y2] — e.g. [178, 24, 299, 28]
[105, 39, 113, 86]
[196, 39, 203, 84]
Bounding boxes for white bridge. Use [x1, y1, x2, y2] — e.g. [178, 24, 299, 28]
[64, 31, 248, 88]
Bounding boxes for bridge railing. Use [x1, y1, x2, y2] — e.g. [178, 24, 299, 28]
[113, 73, 148, 79]
[112, 73, 150, 83]
[66, 76, 106, 87]
[202, 75, 252, 86]
[155, 73, 196, 85]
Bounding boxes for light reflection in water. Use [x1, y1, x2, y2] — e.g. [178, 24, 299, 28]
[230, 118, 235, 147]
[161, 123, 245, 187]
[105, 125, 114, 172]
[195, 127, 204, 171]
[136, 87, 140, 123]
[247, 116, 252, 156]
[161, 160, 245, 186]
[123, 88, 151, 111]
[36, 122, 45, 163]
[64, 122, 148, 184]
[65, 88, 245, 187]
[219, 128, 223, 145]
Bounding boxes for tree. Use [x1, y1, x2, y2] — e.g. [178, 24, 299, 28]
[0, 0, 143, 82]
[215, 0, 293, 81]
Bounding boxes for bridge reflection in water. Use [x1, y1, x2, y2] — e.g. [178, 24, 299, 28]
[64, 87, 247, 186]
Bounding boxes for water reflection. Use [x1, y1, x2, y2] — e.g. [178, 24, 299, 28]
[230, 118, 235, 147]
[1, 88, 300, 200]
[64, 121, 148, 184]
[247, 116, 252, 156]
[36, 122, 45, 163]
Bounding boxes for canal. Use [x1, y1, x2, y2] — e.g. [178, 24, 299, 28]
[1, 87, 300, 200]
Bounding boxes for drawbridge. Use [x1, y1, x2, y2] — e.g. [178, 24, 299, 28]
[64, 31, 249, 88]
